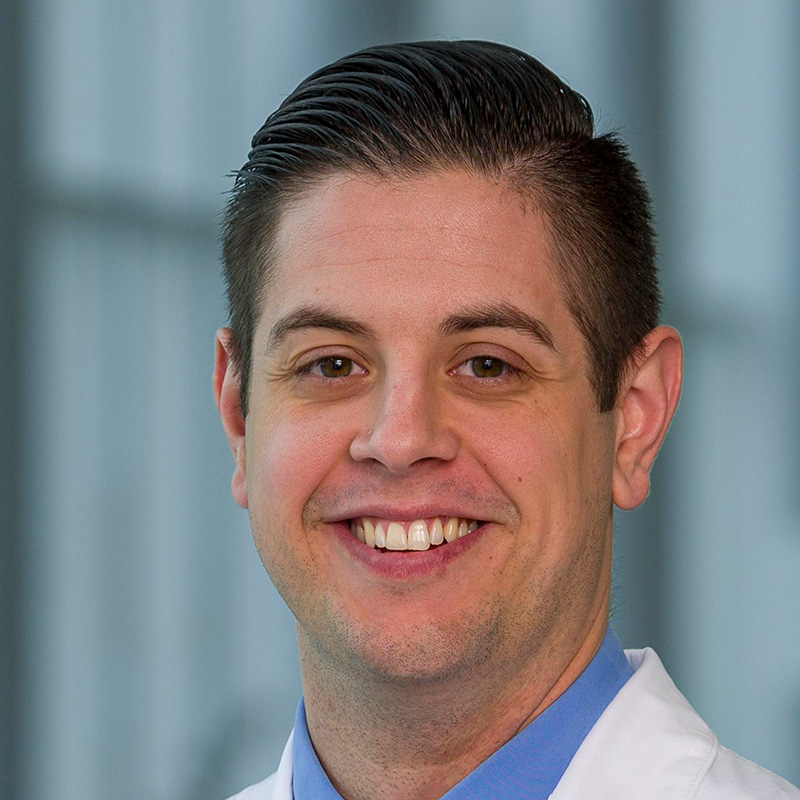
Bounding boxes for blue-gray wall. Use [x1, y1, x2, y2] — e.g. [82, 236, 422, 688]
[3, 2, 799, 798]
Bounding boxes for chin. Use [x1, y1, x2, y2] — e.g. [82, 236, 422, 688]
[304, 604, 502, 686]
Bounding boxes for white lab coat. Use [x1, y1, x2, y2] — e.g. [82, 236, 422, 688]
[226, 647, 800, 799]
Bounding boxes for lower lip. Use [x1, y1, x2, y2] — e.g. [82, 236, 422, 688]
[328, 521, 490, 580]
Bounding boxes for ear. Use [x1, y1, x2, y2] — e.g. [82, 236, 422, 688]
[213, 327, 248, 509]
[612, 326, 683, 510]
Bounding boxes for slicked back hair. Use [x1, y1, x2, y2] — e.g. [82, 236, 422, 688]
[222, 40, 660, 417]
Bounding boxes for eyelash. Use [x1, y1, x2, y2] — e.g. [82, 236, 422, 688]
[295, 356, 366, 380]
[295, 355, 524, 381]
[452, 356, 525, 380]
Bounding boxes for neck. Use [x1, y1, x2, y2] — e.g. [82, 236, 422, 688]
[298, 604, 609, 800]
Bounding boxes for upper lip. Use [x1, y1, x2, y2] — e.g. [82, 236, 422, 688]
[330, 505, 488, 523]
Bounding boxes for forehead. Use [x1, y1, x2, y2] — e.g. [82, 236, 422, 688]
[260, 170, 580, 354]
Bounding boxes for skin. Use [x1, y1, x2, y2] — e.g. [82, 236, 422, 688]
[214, 170, 683, 800]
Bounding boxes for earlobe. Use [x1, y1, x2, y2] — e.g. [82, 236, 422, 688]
[611, 326, 683, 510]
[213, 327, 249, 509]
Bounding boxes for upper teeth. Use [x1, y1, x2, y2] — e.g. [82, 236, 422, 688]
[349, 517, 480, 551]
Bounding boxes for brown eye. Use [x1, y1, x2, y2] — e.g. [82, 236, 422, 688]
[318, 357, 354, 377]
[470, 357, 506, 378]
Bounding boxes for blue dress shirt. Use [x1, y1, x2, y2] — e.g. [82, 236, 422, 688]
[292, 627, 632, 799]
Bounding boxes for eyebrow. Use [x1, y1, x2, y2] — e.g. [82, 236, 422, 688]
[437, 302, 557, 351]
[266, 306, 375, 353]
[266, 301, 557, 353]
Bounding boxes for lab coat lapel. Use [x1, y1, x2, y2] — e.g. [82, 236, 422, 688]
[549, 648, 718, 799]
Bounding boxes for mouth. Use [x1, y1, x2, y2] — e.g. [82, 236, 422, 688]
[347, 516, 486, 552]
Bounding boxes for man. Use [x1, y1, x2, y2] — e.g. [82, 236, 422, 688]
[214, 40, 799, 799]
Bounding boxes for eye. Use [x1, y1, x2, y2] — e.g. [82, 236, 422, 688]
[454, 356, 522, 379]
[469, 357, 508, 378]
[297, 356, 366, 379]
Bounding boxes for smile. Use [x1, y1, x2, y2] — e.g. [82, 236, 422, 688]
[348, 516, 483, 551]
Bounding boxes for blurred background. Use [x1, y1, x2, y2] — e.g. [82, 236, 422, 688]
[2, 1, 799, 798]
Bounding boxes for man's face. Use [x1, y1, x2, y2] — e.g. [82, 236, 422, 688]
[241, 170, 616, 683]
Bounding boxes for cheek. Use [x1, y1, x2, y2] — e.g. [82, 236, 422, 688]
[244, 406, 357, 603]
[460, 401, 612, 531]
[461, 403, 564, 492]
[246, 404, 355, 516]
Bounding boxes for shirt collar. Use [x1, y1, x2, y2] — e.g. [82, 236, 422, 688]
[292, 626, 632, 800]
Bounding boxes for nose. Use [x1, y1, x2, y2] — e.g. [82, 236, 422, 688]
[349, 372, 459, 474]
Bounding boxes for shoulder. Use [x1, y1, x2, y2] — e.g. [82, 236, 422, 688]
[223, 773, 276, 800]
[551, 647, 800, 799]
[698, 744, 800, 799]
